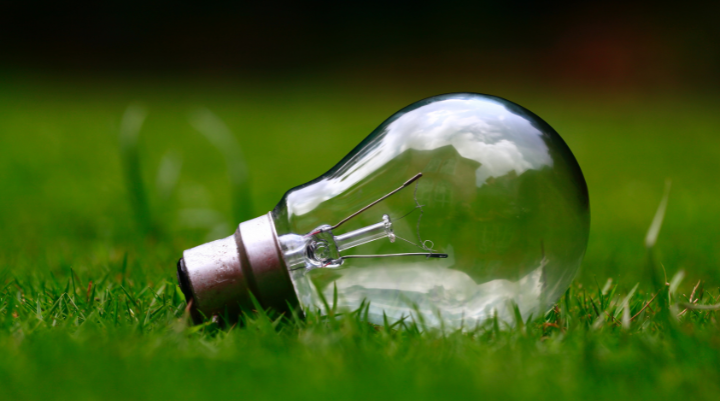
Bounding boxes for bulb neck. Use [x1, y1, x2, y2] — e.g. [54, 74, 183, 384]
[177, 212, 298, 323]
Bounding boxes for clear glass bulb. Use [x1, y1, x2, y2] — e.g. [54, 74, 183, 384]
[270, 93, 589, 329]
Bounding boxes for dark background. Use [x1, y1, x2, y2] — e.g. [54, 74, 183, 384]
[2, 1, 719, 91]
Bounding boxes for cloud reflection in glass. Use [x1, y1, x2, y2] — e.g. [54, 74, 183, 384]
[272, 93, 589, 329]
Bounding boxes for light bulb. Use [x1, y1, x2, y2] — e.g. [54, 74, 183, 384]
[177, 93, 589, 329]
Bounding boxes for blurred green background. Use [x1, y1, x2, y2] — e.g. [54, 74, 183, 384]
[3, 73, 720, 285]
[1, 2, 720, 399]
[1, 1, 719, 294]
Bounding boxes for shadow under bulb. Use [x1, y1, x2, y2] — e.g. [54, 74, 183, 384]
[176, 93, 590, 329]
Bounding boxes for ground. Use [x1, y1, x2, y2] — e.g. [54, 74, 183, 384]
[0, 74, 718, 400]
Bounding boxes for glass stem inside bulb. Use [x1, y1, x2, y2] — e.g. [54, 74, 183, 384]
[304, 214, 395, 267]
[279, 214, 398, 270]
[334, 214, 395, 251]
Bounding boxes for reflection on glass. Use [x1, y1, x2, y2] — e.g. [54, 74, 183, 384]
[271, 93, 589, 329]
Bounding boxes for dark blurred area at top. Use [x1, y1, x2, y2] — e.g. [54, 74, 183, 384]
[2, 1, 719, 90]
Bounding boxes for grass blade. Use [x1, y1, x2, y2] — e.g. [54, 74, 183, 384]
[189, 108, 253, 223]
[119, 104, 154, 235]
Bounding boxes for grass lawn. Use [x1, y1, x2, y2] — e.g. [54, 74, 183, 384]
[0, 74, 719, 400]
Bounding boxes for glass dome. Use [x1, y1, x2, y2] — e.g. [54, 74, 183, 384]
[271, 93, 589, 329]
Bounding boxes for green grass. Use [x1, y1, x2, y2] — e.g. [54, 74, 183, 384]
[1, 73, 719, 400]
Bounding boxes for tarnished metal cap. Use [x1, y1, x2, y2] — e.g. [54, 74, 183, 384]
[177, 213, 298, 322]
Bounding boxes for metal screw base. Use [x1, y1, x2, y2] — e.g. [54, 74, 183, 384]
[176, 213, 298, 323]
